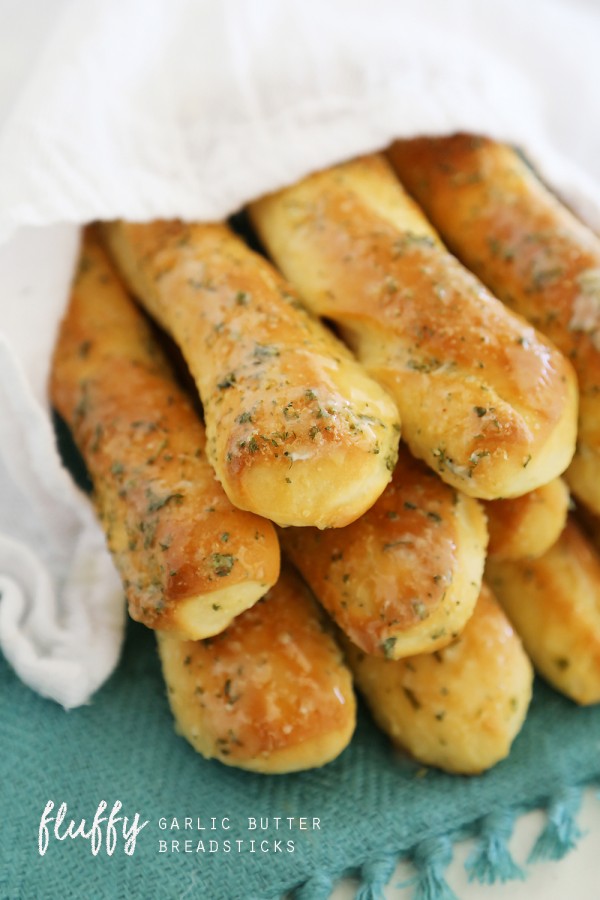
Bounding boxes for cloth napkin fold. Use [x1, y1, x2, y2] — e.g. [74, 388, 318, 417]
[1, 0, 599, 705]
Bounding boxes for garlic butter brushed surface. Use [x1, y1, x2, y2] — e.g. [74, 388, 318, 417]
[158, 565, 356, 774]
[282, 445, 487, 660]
[50, 228, 280, 640]
[344, 583, 533, 774]
[250, 154, 578, 500]
[389, 135, 600, 513]
[102, 220, 400, 529]
[487, 518, 600, 705]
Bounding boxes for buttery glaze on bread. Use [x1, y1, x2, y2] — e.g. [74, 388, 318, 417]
[344, 584, 533, 774]
[484, 478, 569, 561]
[249, 154, 578, 500]
[487, 518, 600, 705]
[101, 220, 400, 528]
[50, 228, 280, 639]
[281, 445, 487, 659]
[388, 135, 600, 513]
[157, 565, 356, 773]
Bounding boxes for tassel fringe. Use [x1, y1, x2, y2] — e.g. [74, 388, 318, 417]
[294, 870, 335, 900]
[292, 785, 590, 900]
[355, 854, 398, 899]
[397, 835, 458, 900]
[465, 809, 525, 884]
[528, 786, 584, 863]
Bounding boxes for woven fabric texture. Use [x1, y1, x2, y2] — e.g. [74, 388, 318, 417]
[2, 617, 600, 900]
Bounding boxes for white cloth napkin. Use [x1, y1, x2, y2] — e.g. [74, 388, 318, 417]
[1, 0, 600, 708]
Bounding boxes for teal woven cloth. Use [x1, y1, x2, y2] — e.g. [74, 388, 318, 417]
[2, 615, 600, 900]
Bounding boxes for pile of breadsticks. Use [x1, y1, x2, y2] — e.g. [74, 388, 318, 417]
[50, 134, 600, 777]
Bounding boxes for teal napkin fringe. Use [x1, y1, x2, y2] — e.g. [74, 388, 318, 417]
[2, 615, 600, 900]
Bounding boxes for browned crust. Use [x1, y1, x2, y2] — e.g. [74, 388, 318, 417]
[250, 154, 578, 500]
[101, 220, 400, 528]
[50, 227, 280, 639]
[281, 444, 487, 658]
[344, 584, 533, 774]
[157, 565, 356, 773]
[487, 518, 600, 705]
[484, 478, 569, 560]
[388, 135, 600, 511]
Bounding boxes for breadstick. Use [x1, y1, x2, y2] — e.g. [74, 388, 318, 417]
[484, 478, 569, 561]
[486, 518, 600, 705]
[281, 444, 487, 659]
[388, 135, 600, 513]
[101, 220, 400, 528]
[249, 154, 577, 500]
[157, 565, 356, 773]
[343, 584, 533, 774]
[50, 227, 280, 640]
[576, 503, 600, 554]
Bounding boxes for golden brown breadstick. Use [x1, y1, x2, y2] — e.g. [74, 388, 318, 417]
[101, 220, 400, 528]
[50, 228, 280, 639]
[157, 565, 356, 773]
[388, 135, 600, 513]
[249, 154, 577, 500]
[484, 478, 569, 561]
[344, 584, 533, 774]
[487, 518, 600, 705]
[576, 503, 600, 553]
[281, 445, 487, 659]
